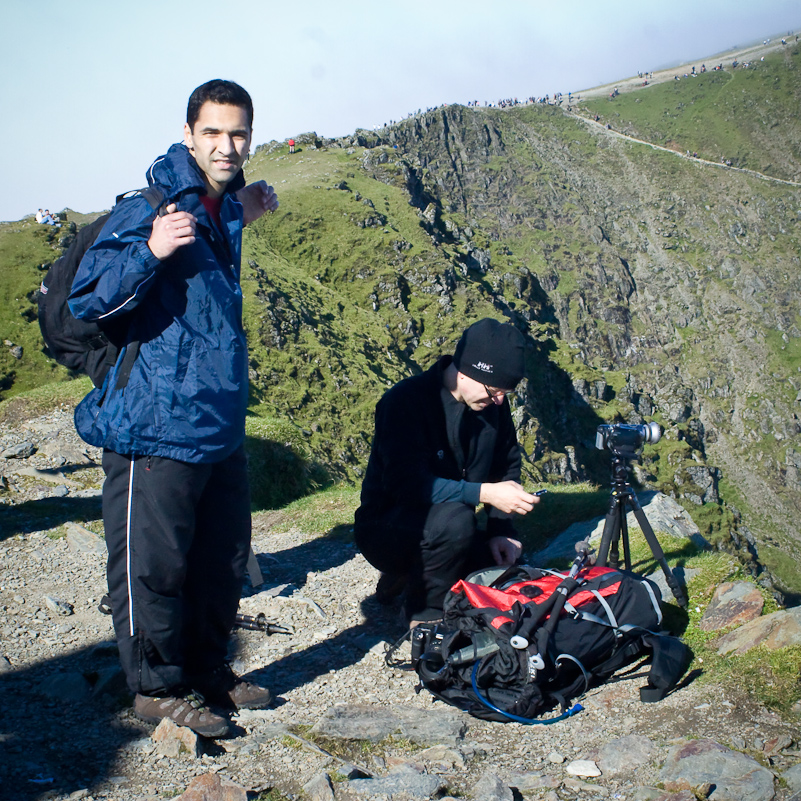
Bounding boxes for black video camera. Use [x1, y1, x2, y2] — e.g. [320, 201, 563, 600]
[595, 422, 661, 457]
[410, 622, 446, 667]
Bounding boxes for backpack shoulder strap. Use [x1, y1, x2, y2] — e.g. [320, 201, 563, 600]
[139, 186, 165, 210]
[115, 186, 167, 216]
[105, 185, 166, 391]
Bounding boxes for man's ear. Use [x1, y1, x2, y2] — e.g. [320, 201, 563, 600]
[183, 122, 194, 151]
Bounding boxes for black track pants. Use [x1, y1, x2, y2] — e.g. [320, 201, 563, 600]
[102, 447, 251, 696]
[355, 502, 492, 620]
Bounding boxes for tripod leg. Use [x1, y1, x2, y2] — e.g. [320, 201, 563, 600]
[630, 502, 688, 608]
[596, 498, 621, 567]
[620, 504, 632, 572]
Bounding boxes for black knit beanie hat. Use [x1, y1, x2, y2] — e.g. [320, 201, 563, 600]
[453, 318, 526, 390]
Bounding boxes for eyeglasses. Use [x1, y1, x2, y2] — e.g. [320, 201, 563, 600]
[483, 384, 515, 401]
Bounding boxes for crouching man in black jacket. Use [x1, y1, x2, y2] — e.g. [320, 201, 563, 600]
[354, 318, 540, 626]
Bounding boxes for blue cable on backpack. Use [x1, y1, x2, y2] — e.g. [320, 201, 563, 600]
[470, 662, 583, 725]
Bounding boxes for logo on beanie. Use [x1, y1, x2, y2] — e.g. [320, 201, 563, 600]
[473, 361, 493, 373]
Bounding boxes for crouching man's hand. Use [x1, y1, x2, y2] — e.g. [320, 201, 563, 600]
[479, 480, 539, 515]
[489, 535, 523, 567]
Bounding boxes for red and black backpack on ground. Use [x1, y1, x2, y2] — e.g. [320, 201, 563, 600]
[404, 564, 691, 724]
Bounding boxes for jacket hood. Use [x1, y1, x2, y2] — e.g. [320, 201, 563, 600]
[145, 143, 245, 197]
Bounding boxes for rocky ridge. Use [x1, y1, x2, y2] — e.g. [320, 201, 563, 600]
[1, 406, 801, 801]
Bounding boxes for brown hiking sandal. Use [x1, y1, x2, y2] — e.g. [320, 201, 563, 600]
[133, 692, 231, 738]
[190, 664, 272, 711]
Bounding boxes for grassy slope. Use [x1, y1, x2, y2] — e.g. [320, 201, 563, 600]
[0, 221, 75, 393]
[575, 48, 801, 590]
[239, 143, 510, 477]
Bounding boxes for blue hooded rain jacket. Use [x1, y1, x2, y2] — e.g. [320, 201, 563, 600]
[68, 143, 249, 463]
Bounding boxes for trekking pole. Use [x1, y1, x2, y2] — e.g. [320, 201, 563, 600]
[509, 541, 592, 654]
[524, 542, 592, 680]
[234, 612, 293, 635]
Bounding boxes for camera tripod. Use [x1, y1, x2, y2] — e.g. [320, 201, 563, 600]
[596, 451, 688, 608]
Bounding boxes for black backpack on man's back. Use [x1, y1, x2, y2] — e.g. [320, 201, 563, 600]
[37, 187, 164, 388]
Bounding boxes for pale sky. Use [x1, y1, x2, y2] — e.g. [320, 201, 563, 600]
[3, 0, 799, 222]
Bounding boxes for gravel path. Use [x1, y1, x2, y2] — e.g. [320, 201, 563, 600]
[1, 407, 799, 801]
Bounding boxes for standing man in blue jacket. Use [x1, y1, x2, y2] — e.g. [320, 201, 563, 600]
[354, 318, 541, 627]
[69, 80, 278, 738]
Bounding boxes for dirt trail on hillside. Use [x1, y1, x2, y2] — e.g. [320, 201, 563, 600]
[569, 113, 801, 187]
[558, 35, 801, 188]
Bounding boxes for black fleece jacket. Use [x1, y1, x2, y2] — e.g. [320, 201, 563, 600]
[356, 356, 522, 534]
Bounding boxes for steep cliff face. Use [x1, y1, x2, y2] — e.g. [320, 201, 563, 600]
[343, 92, 801, 594]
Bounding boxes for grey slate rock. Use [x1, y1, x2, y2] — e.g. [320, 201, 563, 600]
[92, 665, 127, 699]
[566, 760, 601, 777]
[44, 595, 74, 616]
[312, 703, 467, 745]
[1, 441, 36, 459]
[783, 762, 801, 792]
[347, 765, 444, 798]
[64, 523, 107, 557]
[588, 734, 656, 776]
[698, 581, 764, 631]
[302, 772, 336, 801]
[415, 745, 466, 772]
[631, 790, 666, 801]
[509, 772, 560, 791]
[645, 566, 701, 606]
[762, 734, 792, 756]
[40, 440, 93, 464]
[470, 771, 514, 801]
[659, 738, 775, 801]
[563, 776, 601, 792]
[716, 606, 801, 655]
[38, 671, 93, 702]
[531, 491, 707, 567]
[152, 718, 201, 759]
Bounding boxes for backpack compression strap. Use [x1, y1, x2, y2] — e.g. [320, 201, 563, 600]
[639, 633, 692, 703]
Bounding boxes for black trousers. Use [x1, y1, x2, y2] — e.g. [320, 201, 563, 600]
[355, 502, 492, 620]
[102, 447, 251, 696]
